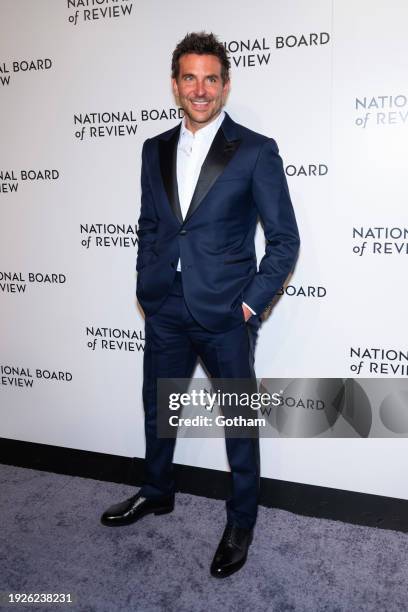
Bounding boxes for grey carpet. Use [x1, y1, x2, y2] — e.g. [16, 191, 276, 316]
[1, 464, 407, 612]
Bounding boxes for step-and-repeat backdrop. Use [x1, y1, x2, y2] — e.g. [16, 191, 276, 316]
[1, 0, 408, 500]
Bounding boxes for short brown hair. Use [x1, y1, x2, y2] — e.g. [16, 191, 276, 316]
[171, 31, 230, 83]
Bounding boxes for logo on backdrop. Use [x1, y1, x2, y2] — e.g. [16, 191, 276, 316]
[0, 364, 72, 388]
[67, 0, 134, 25]
[73, 108, 183, 140]
[80, 223, 137, 248]
[285, 164, 328, 177]
[86, 326, 145, 352]
[349, 346, 408, 376]
[277, 285, 326, 298]
[0, 272, 67, 294]
[0, 59, 52, 86]
[222, 33, 330, 68]
[0, 169, 59, 194]
[352, 226, 408, 256]
[354, 95, 408, 128]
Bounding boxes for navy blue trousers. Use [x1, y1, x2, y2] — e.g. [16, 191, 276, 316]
[140, 272, 261, 529]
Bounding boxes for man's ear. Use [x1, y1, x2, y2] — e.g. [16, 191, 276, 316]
[172, 78, 179, 102]
[222, 79, 231, 103]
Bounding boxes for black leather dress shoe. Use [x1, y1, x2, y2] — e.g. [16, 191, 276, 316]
[100, 492, 174, 526]
[210, 523, 253, 578]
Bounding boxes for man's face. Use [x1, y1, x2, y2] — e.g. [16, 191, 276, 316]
[172, 53, 230, 133]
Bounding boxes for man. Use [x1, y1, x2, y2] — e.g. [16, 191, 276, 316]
[101, 32, 300, 578]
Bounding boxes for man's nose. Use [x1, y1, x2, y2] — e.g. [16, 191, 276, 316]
[194, 80, 206, 97]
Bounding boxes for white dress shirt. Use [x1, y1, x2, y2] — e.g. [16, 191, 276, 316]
[176, 110, 225, 230]
[176, 111, 256, 316]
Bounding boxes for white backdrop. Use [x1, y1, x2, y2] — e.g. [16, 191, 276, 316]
[1, 0, 408, 500]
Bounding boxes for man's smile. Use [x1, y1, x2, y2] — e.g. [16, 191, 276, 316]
[189, 98, 212, 110]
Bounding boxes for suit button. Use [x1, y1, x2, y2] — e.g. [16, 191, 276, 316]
[179, 229, 187, 235]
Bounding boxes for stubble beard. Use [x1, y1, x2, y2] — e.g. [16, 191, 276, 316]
[181, 97, 224, 131]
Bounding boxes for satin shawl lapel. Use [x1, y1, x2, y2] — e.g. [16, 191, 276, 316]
[158, 125, 183, 224]
[184, 128, 241, 223]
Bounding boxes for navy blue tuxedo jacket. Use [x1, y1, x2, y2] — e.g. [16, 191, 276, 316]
[136, 112, 300, 332]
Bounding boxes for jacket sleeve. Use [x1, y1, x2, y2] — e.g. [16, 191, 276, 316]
[242, 138, 300, 315]
[136, 139, 159, 272]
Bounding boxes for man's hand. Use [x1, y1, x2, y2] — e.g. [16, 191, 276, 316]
[242, 303, 253, 322]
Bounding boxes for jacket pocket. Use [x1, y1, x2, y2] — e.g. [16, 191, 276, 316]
[224, 255, 254, 265]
